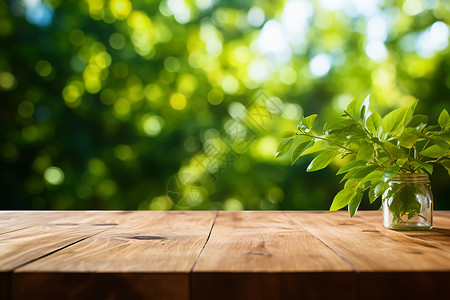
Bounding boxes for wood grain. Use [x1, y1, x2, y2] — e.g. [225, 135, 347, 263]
[0, 211, 125, 300]
[288, 211, 450, 300]
[13, 211, 217, 300]
[288, 211, 450, 271]
[192, 211, 356, 300]
[17, 211, 217, 272]
[0, 211, 122, 271]
[359, 210, 450, 250]
[0, 211, 75, 235]
[2, 210, 449, 300]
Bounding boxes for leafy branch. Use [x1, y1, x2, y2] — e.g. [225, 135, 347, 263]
[276, 94, 450, 219]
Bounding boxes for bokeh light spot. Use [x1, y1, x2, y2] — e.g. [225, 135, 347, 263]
[282, 103, 303, 120]
[149, 195, 173, 210]
[402, 0, 424, 16]
[69, 29, 85, 46]
[279, 67, 297, 85]
[0, 72, 16, 90]
[35, 60, 53, 77]
[164, 56, 180, 72]
[89, 159, 106, 176]
[365, 41, 387, 62]
[110, 0, 132, 20]
[18, 101, 35, 118]
[44, 166, 64, 185]
[97, 179, 117, 197]
[253, 136, 278, 160]
[309, 53, 332, 77]
[170, 92, 187, 110]
[114, 98, 131, 115]
[207, 88, 223, 105]
[221, 75, 239, 94]
[100, 88, 116, 105]
[109, 32, 126, 49]
[224, 198, 244, 210]
[247, 7, 265, 27]
[62, 81, 84, 107]
[114, 144, 134, 161]
[142, 115, 164, 137]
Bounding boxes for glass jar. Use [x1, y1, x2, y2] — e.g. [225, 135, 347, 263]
[382, 173, 433, 230]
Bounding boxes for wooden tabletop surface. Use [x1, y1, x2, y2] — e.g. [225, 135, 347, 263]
[1, 210, 450, 300]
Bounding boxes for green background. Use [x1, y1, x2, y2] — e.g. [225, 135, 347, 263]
[1, 0, 449, 211]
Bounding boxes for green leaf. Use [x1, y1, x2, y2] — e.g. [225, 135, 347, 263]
[362, 170, 383, 185]
[405, 114, 428, 128]
[291, 140, 315, 165]
[348, 192, 363, 217]
[326, 119, 354, 131]
[344, 178, 361, 189]
[345, 99, 359, 120]
[382, 141, 406, 159]
[369, 186, 377, 203]
[388, 184, 422, 222]
[360, 94, 371, 127]
[405, 98, 419, 122]
[374, 181, 388, 198]
[379, 107, 409, 140]
[356, 142, 374, 162]
[281, 130, 296, 138]
[351, 165, 379, 179]
[382, 165, 401, 182]
[337, 160, 367, 175]
[301, 140, 325, 155]
[366, 111, 382, 136]
[330, 188, 356, 211]
[275, 138, 294, 158]
[306, 150, 338, 172]
[297, 123, 308, 132]
[419, 144, 447, 158]
[398, 127, 421, 148]
[410, 159, 433, 174]
[438, 109, 450, 130]
[437, 130, 450, 142]
[302, 114, 317, 130]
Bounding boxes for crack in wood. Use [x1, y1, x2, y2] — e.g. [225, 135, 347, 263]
[127, 236, 166, 240]
[12, 228, 112, 271]
[189, 211, 219, 273]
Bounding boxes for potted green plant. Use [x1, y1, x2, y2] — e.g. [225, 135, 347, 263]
[276, 95, 450, 230]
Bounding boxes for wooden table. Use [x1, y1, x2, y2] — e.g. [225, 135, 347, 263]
[1, 211, 450, 300]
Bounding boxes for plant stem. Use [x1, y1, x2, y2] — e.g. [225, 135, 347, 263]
[344, 110, 374, 138]
[425, 155, 448, 164]
[418, 139, 430, 160]
[297, 131, 357, 154]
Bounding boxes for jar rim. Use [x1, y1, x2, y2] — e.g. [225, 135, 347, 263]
[389, 173, 430, 183]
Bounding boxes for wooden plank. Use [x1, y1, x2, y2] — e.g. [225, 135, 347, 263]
[193, 272, 355, 300]
[192, 211, 356, 300]
[288, 211, 450, 271]
[0, 211, 76, 235]
[0, 211, 121, 271]
[1, 211, 122, 300]
[358, 271, 450, 300]
[0, 272, 10, 300]
[12, 273, 187, 300]
[288, 211, 450, 300]
[13, 211, 217, 300]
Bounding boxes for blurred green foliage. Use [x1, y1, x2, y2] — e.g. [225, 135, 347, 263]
[0, 0, 449, 210]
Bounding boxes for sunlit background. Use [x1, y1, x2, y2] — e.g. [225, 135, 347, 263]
[1, 0, 449, 210]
